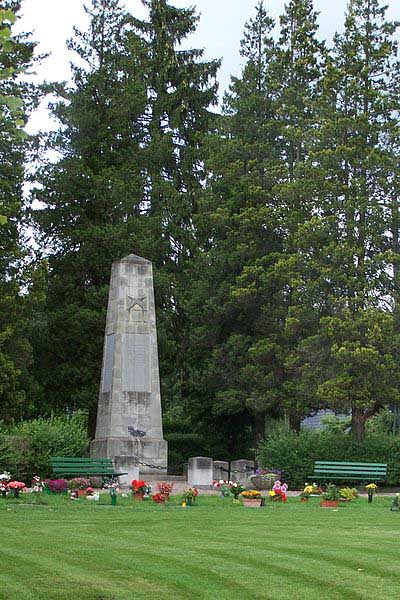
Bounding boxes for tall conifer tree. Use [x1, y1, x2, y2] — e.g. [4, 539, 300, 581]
[285, 0, 400, 440]
[33, 0, 148, 430]
[186, 3, 284, 453]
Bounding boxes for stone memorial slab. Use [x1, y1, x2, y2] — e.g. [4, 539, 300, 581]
[213, 460, 230, 481]
[188, 456, 213, 487]
[230, 460, 255, 486]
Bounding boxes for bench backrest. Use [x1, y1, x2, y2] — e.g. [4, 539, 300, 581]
[51, 457, 115, 477]
[313, 460, 387, 480]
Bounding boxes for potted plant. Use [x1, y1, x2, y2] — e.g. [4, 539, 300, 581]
[249, 469, 282, 491]
[241, 490, 262, 507]
[320, 484, 340, 508]
[230, 482, 246, 501]
[390, 493, 400, 512]
[155, 482, 173, 500]
[299, 490, 310, 503]
[32, 476, 44, 493]
[181, 487, 198, 506]
[68, 477, 91, 497]
[339, 487, 358, 502]
[8, 481, 26, 499]
[213, 480, 232, 498]
[0, 472, 11, 498]
[131, 479, 151, 500]
[365, 483, 378, 503]
[269, 480, 288, 502]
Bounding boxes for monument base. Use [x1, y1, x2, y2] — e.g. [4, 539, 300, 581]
[90, 436, 167, 477]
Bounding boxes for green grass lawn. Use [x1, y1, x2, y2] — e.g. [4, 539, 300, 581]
[0, 493, 399, 599]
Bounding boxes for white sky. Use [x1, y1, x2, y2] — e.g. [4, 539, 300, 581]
[15, 0, 400, 133]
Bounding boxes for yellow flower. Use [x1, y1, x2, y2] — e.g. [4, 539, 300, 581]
[269, 491, 276, 497]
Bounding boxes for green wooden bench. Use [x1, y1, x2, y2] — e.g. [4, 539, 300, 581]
[51, 457, 127, 481]
[312, 461, 387, 483]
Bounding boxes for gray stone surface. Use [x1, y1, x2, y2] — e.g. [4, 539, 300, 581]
[230, 460, 255, 486]
[213, 460, 230, 481]
[91, 254, 167, 475]
[188, 457, 213, 486]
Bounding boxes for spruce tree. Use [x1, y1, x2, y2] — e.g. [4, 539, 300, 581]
[130, 0, 220, 415]
[186, 3, 284, 453]
[286, 0, 400, 441]
[0, 3, 38, 421]
[32, 0, 148, 431]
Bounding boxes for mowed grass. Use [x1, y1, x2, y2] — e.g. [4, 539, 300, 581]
[0, 494, 399, 600]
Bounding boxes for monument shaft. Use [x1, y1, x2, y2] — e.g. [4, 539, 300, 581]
[91, 254, 167, 478]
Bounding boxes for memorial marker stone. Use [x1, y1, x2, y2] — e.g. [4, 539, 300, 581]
[91, 254, 167, 480]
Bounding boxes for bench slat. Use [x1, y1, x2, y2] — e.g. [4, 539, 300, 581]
[315, 460, 387, 468]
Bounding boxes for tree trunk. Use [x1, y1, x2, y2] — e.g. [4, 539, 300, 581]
[351, 406, 365, 443]
[288, 412, 301, 433]
[88, 403, 98, 442]
[254, 411, 266, 446]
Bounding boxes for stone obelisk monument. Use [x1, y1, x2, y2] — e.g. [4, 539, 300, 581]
[91, 254, 167, 479]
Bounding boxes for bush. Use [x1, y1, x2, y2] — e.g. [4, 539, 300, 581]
[257, 427, 400, 488]
[0, 412, 89, 483]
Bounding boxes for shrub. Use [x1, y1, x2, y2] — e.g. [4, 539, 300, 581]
[0, 412, 89, 483]
[257, 427, 400, 487]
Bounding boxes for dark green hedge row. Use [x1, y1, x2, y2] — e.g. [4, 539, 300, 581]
[0, 413, 89, 483]
[165, 432, 204, 474]
[257, 428, 400, 488]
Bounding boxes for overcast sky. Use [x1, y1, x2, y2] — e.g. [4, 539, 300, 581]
[15, 0, 400, 133]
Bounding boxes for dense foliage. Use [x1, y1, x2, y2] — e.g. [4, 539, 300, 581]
[1, 0, 400, 460]
[0, 412, 89, 482]
[258, 426, 400, 487]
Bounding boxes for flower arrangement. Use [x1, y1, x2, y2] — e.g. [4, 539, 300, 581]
[0, 471, 11, 482]
[339, 487, 358, 501]
[131, 480, 151, 496]
[155, 482, 173, 498]
[213, 480, 233, 497]
[68, 477, 91, 491]
[301, 483, 322, 498]
[152, 492, 166, 504]
[32, 476, 44, 493]
[0, 472, 11, 497]
[182, 487, 198, 505]
[241, 490, 261, 499]
[321, 484, 340, 501]
[269, 480, 288, 502]
[8, 481, 26, 490]
[365, 483, 378, 495]
[8, 481, 25, 497]
[230, 482, 246, 499]
[44, 478, 68, 493]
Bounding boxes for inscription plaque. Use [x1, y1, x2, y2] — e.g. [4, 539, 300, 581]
[121, 333, 150, 392]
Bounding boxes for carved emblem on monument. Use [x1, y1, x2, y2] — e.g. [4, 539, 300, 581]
[127, 295, 146, 311]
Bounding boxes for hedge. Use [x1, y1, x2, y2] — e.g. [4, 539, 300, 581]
[0, 412, 89, 483]
[257, 428, 400, 488]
